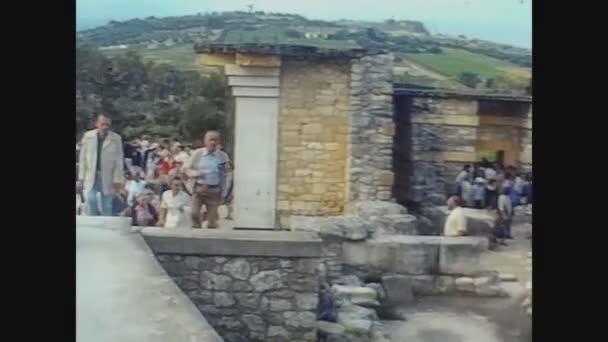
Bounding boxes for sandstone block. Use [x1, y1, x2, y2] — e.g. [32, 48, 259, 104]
[332, 285, 379, 306]
[381, 275, 414, 303]
[455, 277, 475, 292]
[352, 201, 407, 220]
[439, 236, 488, 275]
[343, 236, 440, 275]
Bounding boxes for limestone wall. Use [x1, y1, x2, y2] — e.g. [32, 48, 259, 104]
[277, 59, 351, 227]
[143, 228, 322, 342]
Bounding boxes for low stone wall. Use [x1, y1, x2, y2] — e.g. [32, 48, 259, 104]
[291, 201, 502, 298]
[142, 228, 322, 342]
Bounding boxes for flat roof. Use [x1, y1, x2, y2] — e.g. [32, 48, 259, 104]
[194, 42, 385, 59]
[393, 84, 532, 103]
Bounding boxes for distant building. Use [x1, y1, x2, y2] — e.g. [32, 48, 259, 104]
[304, 32, 329, 39]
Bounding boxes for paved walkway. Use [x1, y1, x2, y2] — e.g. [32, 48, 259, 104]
[76, 217, 223, 342]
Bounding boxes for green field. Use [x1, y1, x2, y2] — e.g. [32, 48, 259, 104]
[101, 43, 199, 71]
[404, 48, 515, 79]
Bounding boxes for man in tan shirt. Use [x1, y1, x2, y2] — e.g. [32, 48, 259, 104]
[444, 196, 467, 236]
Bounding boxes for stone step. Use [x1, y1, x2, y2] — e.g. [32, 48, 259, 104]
[332, 285, 379, 306]
[499, 273, 518, 282]
[371, 214, 418, 236]
[316, 321, 345, 335]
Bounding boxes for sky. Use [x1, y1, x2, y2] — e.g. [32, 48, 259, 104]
[76, 0, 532, 48]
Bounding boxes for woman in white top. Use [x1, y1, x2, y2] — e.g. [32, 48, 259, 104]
[158, 177, 192, 229]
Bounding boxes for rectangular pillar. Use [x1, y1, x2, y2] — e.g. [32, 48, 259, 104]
[225, 65, 280, 229]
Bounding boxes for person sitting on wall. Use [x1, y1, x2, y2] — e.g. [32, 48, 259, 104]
[132, 193, 158, 227]
[444, 196, 467, 237]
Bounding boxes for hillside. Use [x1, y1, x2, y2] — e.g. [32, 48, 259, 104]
[78, 11, 531, 93]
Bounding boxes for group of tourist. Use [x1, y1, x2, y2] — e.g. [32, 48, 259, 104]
[453, 161, 532, 211]
[76, 114, 233, 229]
[445, 161, 533, 247]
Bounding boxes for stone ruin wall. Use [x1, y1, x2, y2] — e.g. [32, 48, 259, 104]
[394, 97, 480, 206]
[347, 54, 395, 206]
[277, 54, 395, 228]
[393, 96, 533, 207]
[143, 230, 323, 342]
[157, 254, 319, 342]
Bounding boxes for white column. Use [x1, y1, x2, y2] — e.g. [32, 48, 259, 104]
[224, 64, 280, 229]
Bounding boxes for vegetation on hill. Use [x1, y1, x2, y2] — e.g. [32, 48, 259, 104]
[78, 11, 530, 67]
[78, 11, 531, 94]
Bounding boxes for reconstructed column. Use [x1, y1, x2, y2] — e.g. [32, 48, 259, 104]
[225, 64, 281, 229]
[198, 53, 282, 229]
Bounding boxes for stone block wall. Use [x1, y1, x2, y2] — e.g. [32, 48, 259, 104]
[348, 54, 395, 205]
[278, 59, 351, 227]
[394, 96, 478, 206]
[157, 255, 319, 342]
[393, 95, 532, 207]
[142, 229, 323, 342]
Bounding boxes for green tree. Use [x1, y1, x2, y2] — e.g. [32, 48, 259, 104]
[458, 72, 482, 88]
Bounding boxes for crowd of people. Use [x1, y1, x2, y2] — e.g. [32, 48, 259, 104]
[448, 160, 533, 246]
[76, 114, 233, 229]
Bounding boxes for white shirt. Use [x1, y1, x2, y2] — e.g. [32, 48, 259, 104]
[514, 176, 525, 193]
[484, 168, 497, 180]
[455, 170, 469, 183]
[498, 194, 512, 218]
[444, 207, 467, 236]
[161, 190, 192, 228]
[174, 151, 189, 164]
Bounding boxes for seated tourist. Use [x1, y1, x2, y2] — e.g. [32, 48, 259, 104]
[131, 194, 158, 227]
[444, 196, 467, 237]
[158, 177, 191, 229]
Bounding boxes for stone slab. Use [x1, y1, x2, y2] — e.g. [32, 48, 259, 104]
[141, 227, 322, 257]
[227, 75, 280, 87]
[76, 215, 132, 231]
[439, 236, 488, 275]
[332, 285, 378, 306]
[77, 221, 223, 342]
[342, 236, 440, 275]
[231, 86, 280, 98]
[381, 275, 414, 303]
[224, 64, 280, 77]
[342, 235, 487, 276]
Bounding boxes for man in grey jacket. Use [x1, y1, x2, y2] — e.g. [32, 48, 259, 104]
[186, 131, 233, 228]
